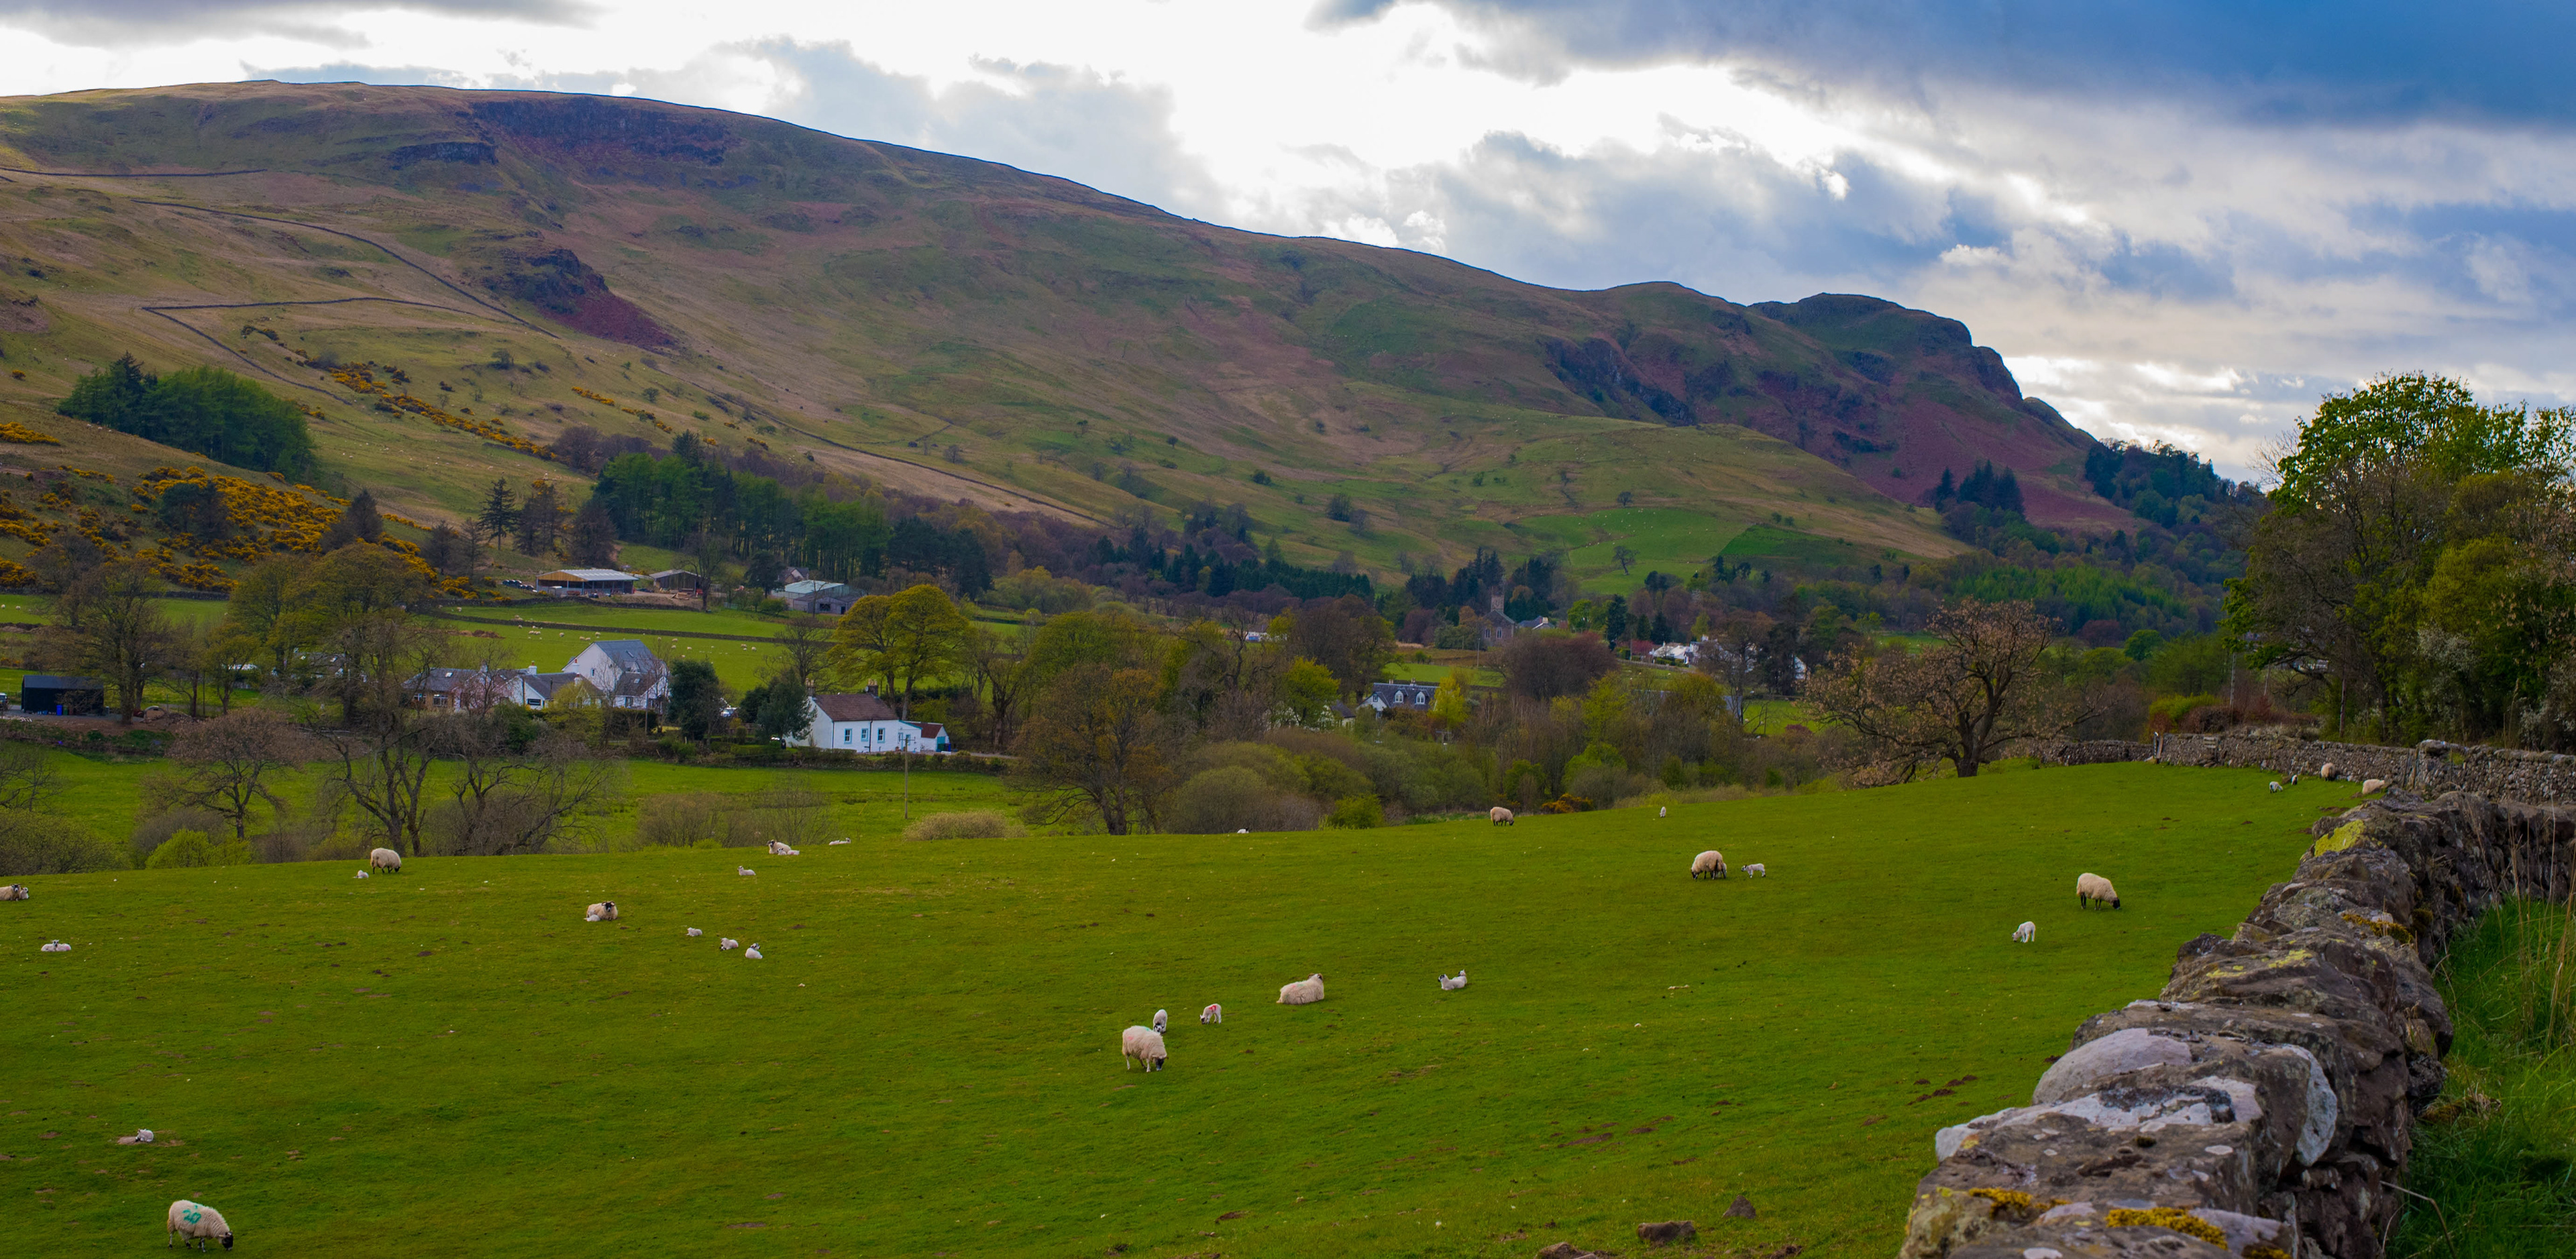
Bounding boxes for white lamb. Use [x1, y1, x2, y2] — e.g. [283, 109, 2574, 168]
[1152, 1008, 1169, 1033]
[354, 871, 368, 879]
[1121, 1025, 1169, 1072]
[1438, 971, 1468, 991]
[2268, 781, 2282, 793]
[1744, 863, 1766, 878]
[369, 847, 401, 874]
[1199, 1003, 1223, 1025]
[719, 938, 739, 950]
[166, 1199, 233, 1250]
[1658, 806, 1667, 818]
[135, 1128, 155, 1143]
[584, 901, 619, 922]
[40, 939, 68, 952]
[2013, 921, 2036, 944]
[686, 928, 703, 937]
[744, 944, 763, 960]
[828, 840, 851, 846]
[1277, 973, 1326, 1005]
[2362, 778, 2387, 795]
[0, 883, 28, 900]
[1690, 850, 1726, 879]
[767, 840, 800, 856]
[737, 867, 756, 877]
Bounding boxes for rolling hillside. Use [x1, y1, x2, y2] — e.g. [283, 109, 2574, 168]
[0, 82, 2131, 583]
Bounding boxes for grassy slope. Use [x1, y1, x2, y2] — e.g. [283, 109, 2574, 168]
[3, 764, 2332, 1257]
[0, 83, 2005, 588]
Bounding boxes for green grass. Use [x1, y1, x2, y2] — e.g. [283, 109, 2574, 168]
[2, 763, 2330, 1256]
[436, 601, 789, 641]
[1513, 507, 1750, 595]
[2392, 900, 2576, 1257]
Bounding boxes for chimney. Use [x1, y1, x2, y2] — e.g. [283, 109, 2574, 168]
[864, 681, 877, 696]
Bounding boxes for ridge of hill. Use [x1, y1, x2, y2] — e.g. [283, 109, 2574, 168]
[0, 82, 2131, 590]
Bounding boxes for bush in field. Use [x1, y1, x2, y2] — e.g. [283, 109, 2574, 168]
[144, 828, 255, 869]
[903, 810, 1024, 841]
[0, 813, 126, 875]
[1167, 767, 1320, 834]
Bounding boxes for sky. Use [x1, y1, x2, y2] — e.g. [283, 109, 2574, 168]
[7, 1, 2575, 480]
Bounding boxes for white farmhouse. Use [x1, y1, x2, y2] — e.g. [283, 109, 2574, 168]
[794, 688, 952, 753]
[565, 639, 670, 712]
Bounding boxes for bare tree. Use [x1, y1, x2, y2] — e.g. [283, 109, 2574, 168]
[0, 741, 62, 811]
[1805, 599, 2086, 778]
[428, 712, 621, 855]
[311, 616, 444, 853]
[38, 559, 176, 722]
[770, 614, 833, 694]
[165, 708, 315, 839]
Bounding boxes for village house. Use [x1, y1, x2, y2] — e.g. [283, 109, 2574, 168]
[566, 639, 670, 712]
[1364, 681, 1437, 713]
[792, 688, 951, 753]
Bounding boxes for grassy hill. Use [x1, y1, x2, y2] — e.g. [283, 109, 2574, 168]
[3, 763, 2338, 1256]
[0, 83, 2141, 589]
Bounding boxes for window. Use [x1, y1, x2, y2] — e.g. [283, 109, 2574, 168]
[841, 728, 851, 745]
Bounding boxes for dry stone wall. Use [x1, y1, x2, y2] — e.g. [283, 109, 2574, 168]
[2031, 734, 2576, 806]
[1895, 791, 2576, 1259]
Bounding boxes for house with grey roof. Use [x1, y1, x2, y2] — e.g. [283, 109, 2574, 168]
[566, 639, 669, 712]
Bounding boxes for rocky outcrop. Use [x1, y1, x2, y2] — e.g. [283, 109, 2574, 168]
[2031, 734, 2576, 806]
[1896, 792, 2576, 1259]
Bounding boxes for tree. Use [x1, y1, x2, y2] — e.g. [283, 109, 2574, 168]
[826, 584, 969, 716]
[1286, 594, 1394, 699]
[516, 480, 564, 557]
[740, 673, 813, 742]
[963, 621, 1037, 751]
[769, 614, 833, 694]
[427, 710, 619, 855]
[320, 489, 386, 551]
[1013, 664, 1175, 834]
[38, 559, 175, 722]
[565, 502, 618, 566]
[420, 523, 472, 577]
[284, 545, 432, 726]
[216, 555, 311, 688]
[1273, 658, 1340, 728]
[1497, 631, 1617, 702]
[165, 708, 315, 840]
[0, 742, 62, 811]
[311, 615, 443, 853]
[1428, 667, 1471, 732]
[1613, 543, 1637, 576]
[1806, 599, 2079, 778]
[58, 358, 316, 477]
[476, 478, 519, 558]
[667, 659, 725, 744]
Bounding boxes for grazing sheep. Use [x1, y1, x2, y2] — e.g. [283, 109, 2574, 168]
[744, 944, 763, 960]
[2268, 781, 2282, 793]
[369, 848, 401, 874]
[686, 928, 703, 937]
[40, 939, 68, 952]
[2077, 873, 2122, 910]
[767, 840, 800, 856]
[1658, 806, 1667, 818]
[1490, 806, 1514, 825]
[584, 901, 619, 922]
[719, 938, 739, 950]
[2362, 777, 2387, 795]
[2320, 762, 2338, 781]
[0, 883, 27, 900]
[1438, 971, 1468, 990]
[737, 867, 756, 877]
[2013, 921, 2036, 944]
[1743, 862, 1767, 877]
[1690, 850, 1726, 879]
[1200, 1003, 1223, 1025]
[2290, 772, 2300, 785]
[1277, 973, 1326, 1005]
[1152, 1008, 1169, 1033]
[166, 1199, 233, 1250]
[827, 839, 851, 846]
[1122, 1025, 1169, 1071]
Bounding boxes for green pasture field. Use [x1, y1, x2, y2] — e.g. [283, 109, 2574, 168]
[1512, 507, 1748, 596]
[436, 600, 787, 641]
[2, 764, 2339, 1256]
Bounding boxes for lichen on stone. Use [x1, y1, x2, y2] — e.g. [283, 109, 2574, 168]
[2245, 1246, 2292, 1259]
[2104, 1207, 2229, 1246]
[1964, 1188, 2064, 1223]
[2310, 820, 2366, 855]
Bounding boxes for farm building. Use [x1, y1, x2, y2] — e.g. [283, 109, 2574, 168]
[537, 568, 641, 594]
[19, 673, 105, 716]
[647, 569, 706, 592]
[775, 579, 859, 615]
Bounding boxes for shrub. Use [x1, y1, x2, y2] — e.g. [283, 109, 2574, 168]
[0, 813, 126, 875]
[132, 806, 230, 865]
[903, 810, 1024, 841]
[1325, 794, 1383, 829]
[144, 828, 254, 868]
[1167, 767, 1320, 834]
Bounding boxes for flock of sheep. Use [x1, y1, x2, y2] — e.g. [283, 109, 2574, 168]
[1118, 969, 1379, 1073]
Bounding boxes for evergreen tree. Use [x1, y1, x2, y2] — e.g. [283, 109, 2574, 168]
[566, 502, 617, 567]
[1932, 467, 1956, 508]
[321, 490, 384, 551]
[476, 478, 519, 553]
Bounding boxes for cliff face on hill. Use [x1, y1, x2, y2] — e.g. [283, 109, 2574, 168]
[0, 82, 2129, 569]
